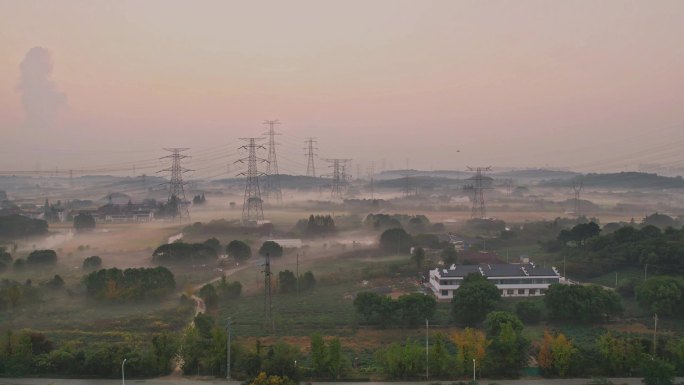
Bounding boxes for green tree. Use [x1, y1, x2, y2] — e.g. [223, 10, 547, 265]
[635, 276, 683, 316]
[326, 337, 344, 379]
[0, 247, 13, 272]
[299, 271, 316, 291]
[202, 237, 222, 254]
[641, 355, 675, 385]
[261, 342, 300, 380]
[441, 246, 457, 266]
[428, 333, 453, 379]
[545, 283, 622, 322]
[411, 247, 425, 269]
[73, 213, 96, 230]
[379, 228, 412, 254]
[259, 241, 283, 258]
[515, 300, 542, 324]
[278, 270, 297, 293]
[152, 242, 217, 264]
[198, 283, 218, 309]
[483, 311, 524, 336]
[226, 240, 252, 262]
[538, 330, 577, 377]
[353, 292, 382, 323]
[451, 273, 501, 325]
[310, 333, 326, 377]
[374, 340, 425, 379]
[596, 332, 643, 376]
[451, 328, 489, 376]
[82, 255, 102, 270]
[484, 312, 528, 377]
[26, 249, 57, 266]
[396, 293, 436, 327]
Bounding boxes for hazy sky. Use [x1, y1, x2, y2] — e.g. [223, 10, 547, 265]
[1, 0, 683, 176]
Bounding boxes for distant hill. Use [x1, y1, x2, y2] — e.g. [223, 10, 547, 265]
[376, 170, 466, 180]
[376, 168, 578, 182]
[540, 172, 684, 189]
[211, 174, 330, 189]
[375, 176, 467, 189]
[492, 169, 579, 181]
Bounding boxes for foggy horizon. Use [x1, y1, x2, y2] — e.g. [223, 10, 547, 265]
[2, 1, 683, 175]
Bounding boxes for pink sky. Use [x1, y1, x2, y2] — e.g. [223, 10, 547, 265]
[1, 0, 683, 176]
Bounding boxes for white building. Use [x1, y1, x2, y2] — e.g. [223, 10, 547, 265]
[267, 239, 303, 248]
[429, 262, 561, 300]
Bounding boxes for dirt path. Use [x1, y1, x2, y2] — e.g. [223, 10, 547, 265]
[169, 263, 249, 377]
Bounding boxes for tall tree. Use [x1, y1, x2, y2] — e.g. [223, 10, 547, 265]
[379, 228, 412, 254]
[538, 330, 576, 377]
[452, 273, 501, 325]
[411, 247, 425, 269]
[452, 328, 489, 376]
[259, 241, 283, 258]
[226, 240, 252, 262]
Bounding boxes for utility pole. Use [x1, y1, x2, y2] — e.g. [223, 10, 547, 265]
[572, 179, 584, 217]
[159, 148, 192, 221]
[323, 159, 352, 198]
[262, 120, 282, 204]
[226, 317, 232, 380]
[652, 313, 659, 355]
[473, 358, 476, 381]
[466, 166, 492, 219]
[304, 137, 318, 177]
[236, 138, 267, 224]
[425, 319, 429, 381]
[296, 253, 300, 297]
[262, 253, 274, 333]
[122, 358, 127, 385]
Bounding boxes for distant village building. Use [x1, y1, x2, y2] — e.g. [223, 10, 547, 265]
[94, 200, 156, 223]
[429, 262, 562, 300]
[267, 239, 303, 248]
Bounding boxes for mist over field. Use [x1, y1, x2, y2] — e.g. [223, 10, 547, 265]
[1, 1, 684, 384]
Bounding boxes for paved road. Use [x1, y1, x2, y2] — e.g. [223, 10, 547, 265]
[2, 378, 683, 385]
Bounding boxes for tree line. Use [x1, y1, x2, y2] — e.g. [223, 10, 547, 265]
[82, 267, 175, 301]
[554, 222, 684, 277]
[0, 214, 48, 239]
[0, 329, 177, 378]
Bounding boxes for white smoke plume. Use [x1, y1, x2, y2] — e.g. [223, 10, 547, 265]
[16, 47, 67, 129]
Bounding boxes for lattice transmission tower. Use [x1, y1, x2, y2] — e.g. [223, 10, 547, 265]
[323, 158, 351, 198]
[304, 137, 317, 177]
[159, 148, 191, 221]
[467, 166, 492, 219]
[236, 138, 267, 223]
[368, 162, 375, 199]
[572, 179, 584, 216]
[262, 120, 282, 204]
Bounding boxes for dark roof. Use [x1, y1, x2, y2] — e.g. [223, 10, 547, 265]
[437, 263, 558, 278]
